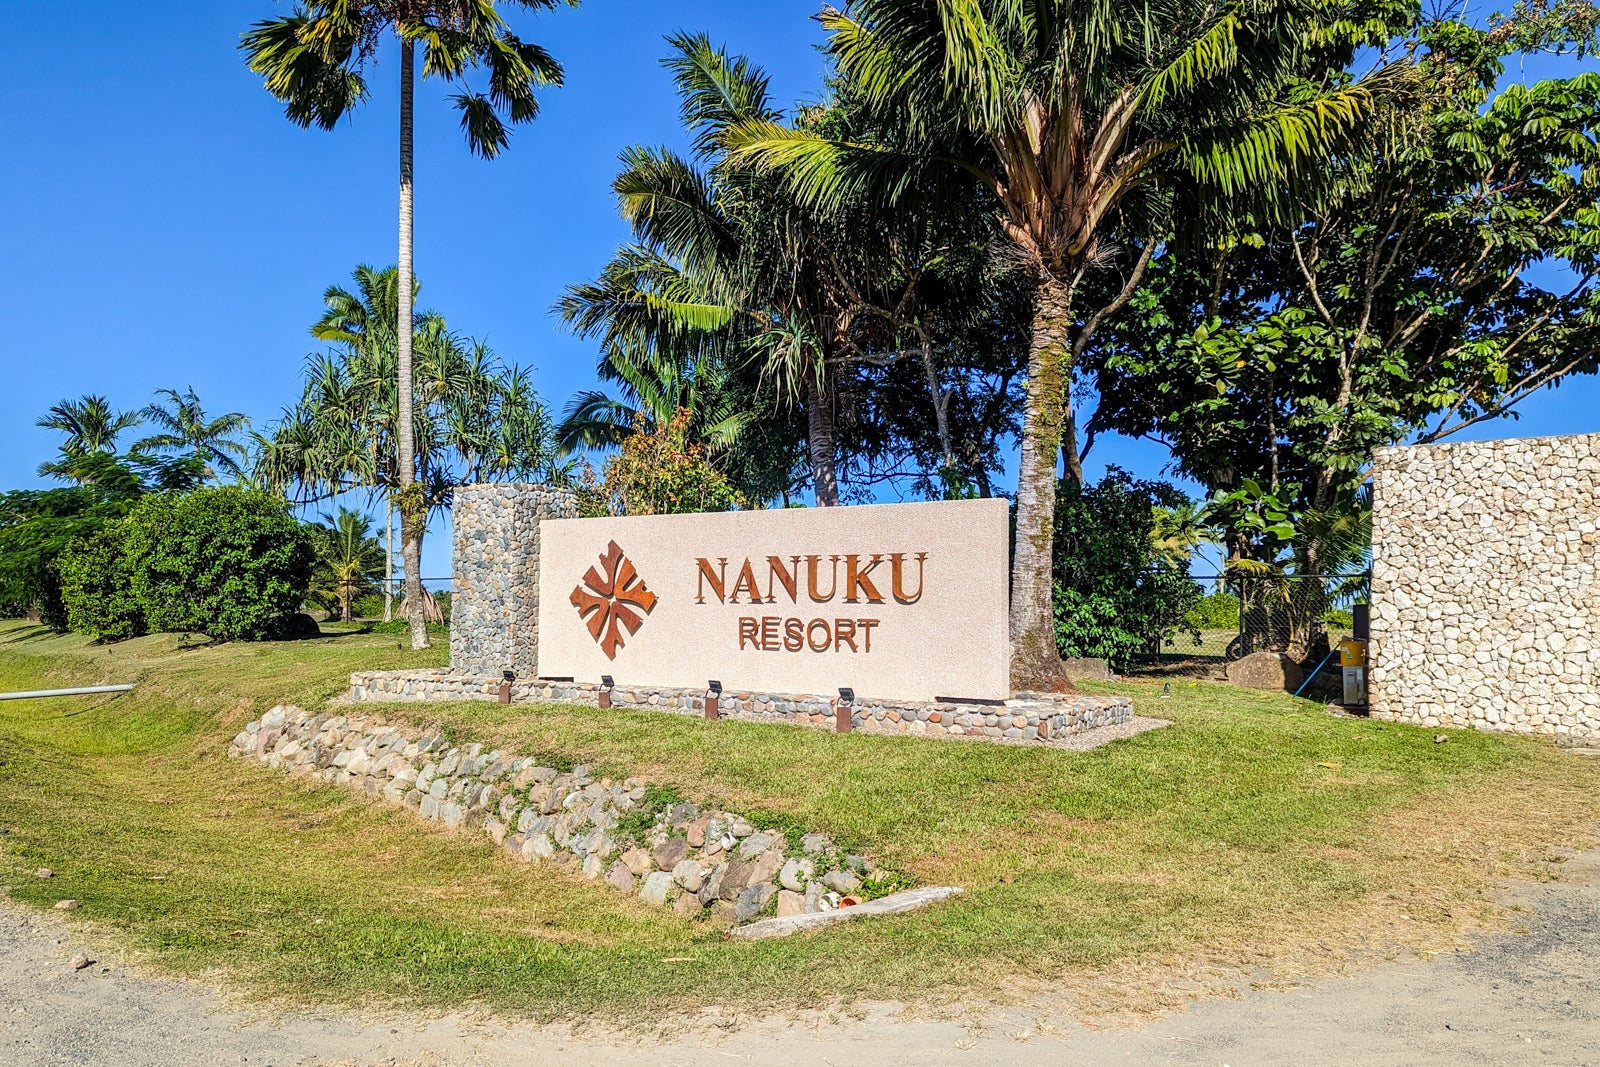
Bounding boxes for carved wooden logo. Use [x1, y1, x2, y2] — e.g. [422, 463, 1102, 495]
[569, 540, 658, 659]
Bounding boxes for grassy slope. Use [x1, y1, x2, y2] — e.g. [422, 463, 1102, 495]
[0, 619, 1595, 1020]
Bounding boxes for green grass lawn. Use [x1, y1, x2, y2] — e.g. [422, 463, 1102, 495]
[0, 618, 1595, 1021]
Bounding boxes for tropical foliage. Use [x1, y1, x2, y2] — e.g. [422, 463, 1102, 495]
[308, 508, 386, 622]
[1052, 469, 1202, 671]
[56, 488, 317, 643]
[559, 33, 1024, 509]
[256, 265, 557, 580]
[134, 387, 251, 482]
[593, 410, 743, 517]
[1086, 7, 1600, 565]
[728, 0, 1414, 688]
[35, 395, 144, 482]
[243, 0, 573, 649]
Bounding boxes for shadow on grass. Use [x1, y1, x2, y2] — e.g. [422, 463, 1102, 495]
[0, 625, 54, 645]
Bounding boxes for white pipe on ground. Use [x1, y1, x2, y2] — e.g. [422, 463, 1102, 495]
[0, 685, 135, 701]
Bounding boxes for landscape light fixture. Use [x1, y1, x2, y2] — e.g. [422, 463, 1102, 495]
[708, 680, 723, 696]
[601, 675, 614, 688]
[598, 674, 615, 709]
[498, 669, 515, 705]
[705, 680, 722, 721]
[834, 688, 855, 735]
[838, 687, 855, 704]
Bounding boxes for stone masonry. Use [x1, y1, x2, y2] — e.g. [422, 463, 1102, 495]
[229, 705, 920, 927]
[1370, 432, 1600, 738]
[449, 484, 577, 678]
[349, 669, 1132, 743]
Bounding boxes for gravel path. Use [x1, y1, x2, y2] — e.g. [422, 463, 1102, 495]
[3, 852, 1597, 1066]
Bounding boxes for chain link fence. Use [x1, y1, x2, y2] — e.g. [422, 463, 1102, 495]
[1129, 573, 1369, 686]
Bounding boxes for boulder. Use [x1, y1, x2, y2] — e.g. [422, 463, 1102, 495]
[1226, 652, 1305, 691]
[1062, 657, 1114, 682]
[779, 857, 814, 892]
[735, 882, 776, 922]
[672, 859, 707, 893]
[653, 837, 689, 872]
[639, 871, 676, 906]
[822, 869, 861, 894]
[605, 862, 635, 895]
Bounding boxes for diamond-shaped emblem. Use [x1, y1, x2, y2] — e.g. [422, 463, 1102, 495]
[569, 540, 658, 659]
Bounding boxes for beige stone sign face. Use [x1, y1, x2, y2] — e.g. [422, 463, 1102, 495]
[536, 498, 1010, 702]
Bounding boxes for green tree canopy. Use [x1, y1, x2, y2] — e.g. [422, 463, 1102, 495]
[1085, 7, 1600, 567]
[728, 0, 1414, 690]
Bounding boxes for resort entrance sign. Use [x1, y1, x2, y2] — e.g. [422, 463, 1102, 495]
[536, 498, 1010, 702]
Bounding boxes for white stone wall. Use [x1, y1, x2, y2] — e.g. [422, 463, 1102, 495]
[1370, 433, 1600, 738]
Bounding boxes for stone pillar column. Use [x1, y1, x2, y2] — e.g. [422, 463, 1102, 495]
[450, 484, 577, 679]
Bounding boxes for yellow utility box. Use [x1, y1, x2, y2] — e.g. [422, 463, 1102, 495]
[1340, 639, 1369, 705]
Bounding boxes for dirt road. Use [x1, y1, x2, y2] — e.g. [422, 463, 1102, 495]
[3, 852, 1597, 1067]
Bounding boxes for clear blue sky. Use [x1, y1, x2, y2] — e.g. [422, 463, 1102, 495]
[1, 2, 1593, 580]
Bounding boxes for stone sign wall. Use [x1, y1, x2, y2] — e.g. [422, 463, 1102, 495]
[449, 484, 576, 678]
[534, 499, 1011, 702]
[1370, 432, 1600, 738]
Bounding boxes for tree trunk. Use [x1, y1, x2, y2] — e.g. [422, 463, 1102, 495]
[396, 39, 427, 651]
[918, 337, 956, 479]
[383, 494, 394, 623]
[1060, 406, 1084, 488]
[340, 584, 352, 623]
[806, 371, 841, 507]
[1010, 277, 1076, 693]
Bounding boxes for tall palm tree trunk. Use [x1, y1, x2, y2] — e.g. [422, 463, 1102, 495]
[805, 371, 841, 506]
[396, 38, 428, 651]
[383, 494, 394, 622]
[1010, 277, 1075, 692]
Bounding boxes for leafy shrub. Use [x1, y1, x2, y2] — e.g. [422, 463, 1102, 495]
[1184, 591, 1241, 630]
[350, 592, 389, 619]
[1322, 607, 1354, 629]
[125, 490, 315, 641]
[1052, 469, 1202, 671]
[56, 524, 145, 642]
[602, 410, 742, 515]
[56, 488, 316, 643]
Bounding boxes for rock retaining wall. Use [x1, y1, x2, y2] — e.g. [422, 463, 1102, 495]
[230, 705, 903, 927]
[1371, 432, 1600, 738]
[348, 669, 1131, 743]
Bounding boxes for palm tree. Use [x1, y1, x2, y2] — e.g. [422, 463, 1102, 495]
[730, 0, 1410, 689]
[256, 265, 556, 599]
[309, 508, 387, 622]
[134, 388, 251, 482]
[560, 34, 916, 507]
[36, 395, 144, 482]
[243, 0, 572, 650]
[1150, 500, 1221, 567]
